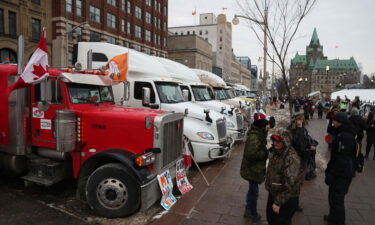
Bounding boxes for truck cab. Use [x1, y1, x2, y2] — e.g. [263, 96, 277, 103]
[74, 42, 232, 163]
[0, 64, 184, 218]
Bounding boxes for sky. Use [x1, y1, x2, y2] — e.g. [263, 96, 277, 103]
[168, 0, 375, 75]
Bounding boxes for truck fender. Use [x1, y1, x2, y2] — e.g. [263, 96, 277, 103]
[76, 149, 150, 202]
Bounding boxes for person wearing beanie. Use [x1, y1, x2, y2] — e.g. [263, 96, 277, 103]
[324, 112, 356, 225]
[240, 119, 270, 223]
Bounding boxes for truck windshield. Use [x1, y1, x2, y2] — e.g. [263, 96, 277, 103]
[247, 92, 256, 98]
[155, 82, 185, 103]
[213, 87, 229, 100]
[67, 83, 114, 104]
[191, 85, 213, 101]
[224, 89, 235, 99]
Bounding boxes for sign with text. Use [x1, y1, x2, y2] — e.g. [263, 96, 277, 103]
[176, 159, 193, 195]
[157, 170, 176, 210]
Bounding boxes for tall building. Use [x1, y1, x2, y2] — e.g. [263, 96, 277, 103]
[0, 0, 53, 64]
[52, 0, 168, 67]
[290, 28, 360, 97]
[169, 13, 233, 80]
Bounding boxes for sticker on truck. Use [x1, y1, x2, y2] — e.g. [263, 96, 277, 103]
[40, 119, 52, 130]
[33, 107, 44, 118]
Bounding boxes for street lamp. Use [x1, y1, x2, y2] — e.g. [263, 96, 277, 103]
[233, 7, 268, 109]
[325, 66, 330, 98]
[66, 21, 90, 66]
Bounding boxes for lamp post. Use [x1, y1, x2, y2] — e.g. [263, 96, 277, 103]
[65, 21, 90, 66]
[233, 6, 268, 109]
[325, 66, 330, 99]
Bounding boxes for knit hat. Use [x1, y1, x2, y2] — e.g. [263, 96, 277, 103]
[253, 119, 269, 128]
[333, 112, 349, 124]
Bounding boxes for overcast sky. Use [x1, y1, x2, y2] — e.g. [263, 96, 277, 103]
[168, 0, 375, 75]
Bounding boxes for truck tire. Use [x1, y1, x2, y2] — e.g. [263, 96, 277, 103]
[85, 163, 140, 218]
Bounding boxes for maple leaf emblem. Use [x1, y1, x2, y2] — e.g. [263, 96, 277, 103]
[32, 64, 48, 80]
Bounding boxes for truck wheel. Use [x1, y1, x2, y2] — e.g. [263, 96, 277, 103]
[85, 163, 140, 218]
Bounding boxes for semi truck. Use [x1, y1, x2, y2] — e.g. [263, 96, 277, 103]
[0, 63, 184, 218]
[74, 42, 231, 163]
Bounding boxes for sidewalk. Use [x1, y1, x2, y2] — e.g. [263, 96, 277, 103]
[149, 118, 375, 225]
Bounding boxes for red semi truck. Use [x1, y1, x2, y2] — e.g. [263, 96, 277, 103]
[0, 64, 184, 218]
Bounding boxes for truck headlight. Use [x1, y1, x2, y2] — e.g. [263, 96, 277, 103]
[196, 132, 214, 140]
[226, 121, 235, 128]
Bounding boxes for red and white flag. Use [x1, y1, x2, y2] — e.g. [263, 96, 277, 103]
[8, 28, 49, 92]
[192, 8, 196, 16]
[222, 7, 228, 10]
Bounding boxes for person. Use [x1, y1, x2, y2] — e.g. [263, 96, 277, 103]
[240, 119, 270, 223]
[309, 102, 315, 119]
[324, 112, 356, 225]
[265, 129, 303, 225]
[317, 102, 324, 119]
[326, 105, 340, 150]
[303, 102, 310, 121]
[254, 103, 267, 121]
[365, 114, 375, 159]
[349, 108, 367, 153]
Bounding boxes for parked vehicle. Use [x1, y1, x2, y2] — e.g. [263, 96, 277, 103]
[0, 63, 184, 218]
[74, 42, 232, 163]
[152, 57, 247, 143]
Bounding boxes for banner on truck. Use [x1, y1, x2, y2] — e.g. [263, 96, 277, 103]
[157, 170, 176, 210]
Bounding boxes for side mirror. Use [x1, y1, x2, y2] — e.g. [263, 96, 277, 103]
[124, 82, 130, 101]
[37, 78, 51, 111]
[142, 87, 151, 106]
[182, 89, 189, 101]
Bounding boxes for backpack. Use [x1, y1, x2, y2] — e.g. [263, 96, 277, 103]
[355, 143, 364, 173]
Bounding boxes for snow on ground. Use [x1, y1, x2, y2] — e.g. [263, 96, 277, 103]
[331, 89, 375, 102]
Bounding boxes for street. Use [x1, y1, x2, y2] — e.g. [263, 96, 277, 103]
[1, 117, 374, 225]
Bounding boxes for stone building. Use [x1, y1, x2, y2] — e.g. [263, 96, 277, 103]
[0, 0, 53, 64]
[290, 28, 360, 97]
[167, 34, 212, 72]
[169, 13, 232, 80]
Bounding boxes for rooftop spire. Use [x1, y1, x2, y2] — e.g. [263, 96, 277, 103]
[310, 28, 320, 46]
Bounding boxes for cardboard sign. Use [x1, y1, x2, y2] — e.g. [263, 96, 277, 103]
[157, 170, 176, 210]
[33, 107, 44, 118]
[176, 159, 193, 195]
[40, 119, 51, 130]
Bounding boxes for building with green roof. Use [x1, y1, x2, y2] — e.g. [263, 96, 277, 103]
[289, 28, 360, 97]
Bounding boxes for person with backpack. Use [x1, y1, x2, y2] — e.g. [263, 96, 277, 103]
[324, 112, 356, 225]
[240, 119, 270, 223]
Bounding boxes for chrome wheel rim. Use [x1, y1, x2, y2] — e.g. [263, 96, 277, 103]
[96, 178, 128, 209]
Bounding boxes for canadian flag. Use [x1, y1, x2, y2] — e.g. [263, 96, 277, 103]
[183, 137, 192, 168]
[8, 28, 49, 92]
[192, 9, 196, 16]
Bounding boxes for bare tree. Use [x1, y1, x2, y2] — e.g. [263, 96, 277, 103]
[236, 0, 317, 113]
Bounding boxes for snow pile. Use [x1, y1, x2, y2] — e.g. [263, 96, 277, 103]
[331, 89, 375, 102]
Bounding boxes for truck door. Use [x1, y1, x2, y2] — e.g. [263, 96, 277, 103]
[32, 79, 65, 148]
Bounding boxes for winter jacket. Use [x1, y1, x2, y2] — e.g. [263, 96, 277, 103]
[367, 120, 375, 143]
[289, 126, 311, 164]
[349, 115, 367, 139]
[240, 125, 268, 184]
[325, 123, 356, 185]
[265, 129, 302, 207]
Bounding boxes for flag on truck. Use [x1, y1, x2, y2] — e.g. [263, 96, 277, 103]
[8, 28, 49, 93]
[106, 53, 128, 81]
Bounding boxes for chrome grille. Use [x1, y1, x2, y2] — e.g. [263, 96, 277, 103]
[162, 119, 183, 168]
[236, 113, 244, 130]
[216, 119, 227, 140]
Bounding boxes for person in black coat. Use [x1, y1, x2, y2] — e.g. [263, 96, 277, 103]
[324, 112, 356, 225]
[317, 102, 324, 119]
[349, 108, 367, 153]
[365, 115, 375, 159]
[326, 105, 340, 150]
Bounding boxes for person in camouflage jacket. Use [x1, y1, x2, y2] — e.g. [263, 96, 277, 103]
[240, 119, 270, 222]
[265, 128, 303, 225]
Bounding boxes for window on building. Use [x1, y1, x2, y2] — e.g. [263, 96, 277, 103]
[158, 34, 160, 45]
[164, 22, 166, 31]
[90, 31, 101, 42]
[107, 0, 116, 6]
[164, 37, 166, 47]
[135, 6, 142, 19]
[145, 48, 151, 55]
[199, 30, 202, 35]
[164, 6, 167, 16]
[158, 2, 161, 12]
[76, 0, 82, 16]
[127, 21, 131, 34]
[133, 44, 141, 52]
[67, 23, 73, 40]
[154, 16, 157, 28]
[121, 19, 125, 32]
[145, 30, 151, 42]
[158, 18, 161, 29]
[220, 37, 222, 41]
[154, 33, 157, 44]
[127, 1, 131, 13]
[205, 30, 208, 35]
[107, 36, 116, 44]
[90, 6, 101, 23]
[187, 31, 190, 35]
[220, 29, 222, 34]
[146, 12, 151, 24]
[31, 18, 41, 41]
[66, 0, 72, 13]
[145, 0, 151, 6]
[135, 25, 141, 38]
[107, 13, 116, 28]
[31, 0, 40, 4]
[8, 11, 16, 36]
[121, 0, 126, 11]
[76, 27, 82, 41]
[0, 9, 3, 34]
